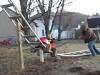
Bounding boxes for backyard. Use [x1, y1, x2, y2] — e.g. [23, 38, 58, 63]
[0, 40, 100, 75]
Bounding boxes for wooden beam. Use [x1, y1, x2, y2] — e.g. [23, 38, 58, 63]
[39, 49, 44, 62]
[16, 18, 24, 70]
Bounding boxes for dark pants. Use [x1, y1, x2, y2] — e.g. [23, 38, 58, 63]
[88, 40, 100, 56]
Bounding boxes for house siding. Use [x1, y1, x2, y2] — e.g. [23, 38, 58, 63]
[0, 10, 17, 45]
[0, 10, 16, 37]
[52, 30, 75, 39]
[34, 20, 46, 37]
[34, 20, 75, 39]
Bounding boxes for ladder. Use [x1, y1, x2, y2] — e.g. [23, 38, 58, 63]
[1, 0, 46, 48]
[0, 0, 46, 64]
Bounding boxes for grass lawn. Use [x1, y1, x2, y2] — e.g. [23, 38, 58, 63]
[0, 40, 100, 75]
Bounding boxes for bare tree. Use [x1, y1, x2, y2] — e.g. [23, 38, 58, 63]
[58, 0, 65, 41]
[19, 0, 65, 38]
[36, 0, 63, 38]
[36, 0, 52, 38]
[19, 0, 39, 35]
[19, 0, 31, 35]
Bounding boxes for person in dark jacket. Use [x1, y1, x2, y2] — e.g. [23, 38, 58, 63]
[80, 24, 100, 56]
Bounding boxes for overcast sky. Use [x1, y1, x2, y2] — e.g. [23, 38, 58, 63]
[0, 0, 100, 15]
[65, 0, 100, 15]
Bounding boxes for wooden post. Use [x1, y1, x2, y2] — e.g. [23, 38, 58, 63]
[39, 49, 44, 62]
[97, 30, 100, 41]
[16, 18, 25, 70]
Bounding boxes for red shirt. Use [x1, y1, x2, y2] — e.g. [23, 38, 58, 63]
[39, 37, 48, 43]
[39, 37, 56, 48]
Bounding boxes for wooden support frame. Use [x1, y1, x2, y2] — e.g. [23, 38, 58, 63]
[16, 18, 25, 70]
[1, 1, 46, 63]
[39, 49, 44, 62]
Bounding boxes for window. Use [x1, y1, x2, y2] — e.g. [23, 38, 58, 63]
[42, 30, 45, 36]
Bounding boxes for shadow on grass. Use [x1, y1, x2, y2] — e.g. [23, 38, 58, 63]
[68, 66, 100, 75]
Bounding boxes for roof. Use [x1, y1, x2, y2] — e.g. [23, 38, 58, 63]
[0, 8, 17, 17]
[87, 16, 100, 28]
[53, 12, 87, 30]
[88, 15, 100, 19]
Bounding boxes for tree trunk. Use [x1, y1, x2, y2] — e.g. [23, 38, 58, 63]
[19, 0, 29, 35]
[58, 27, 62, 41]
[96, 30, 100, 42]
[58, 0, 65, 41]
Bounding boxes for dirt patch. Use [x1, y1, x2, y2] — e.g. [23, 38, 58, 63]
[85, 71, 100, 75]
[68, 66, 85, 73]
[19, 60, 58, 75]
[68, 66, 100, 75]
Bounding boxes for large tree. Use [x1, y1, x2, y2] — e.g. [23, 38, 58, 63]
[58, 0, 65, 41]
[19, 0, 34, 35]
[19, 0, 71, 39]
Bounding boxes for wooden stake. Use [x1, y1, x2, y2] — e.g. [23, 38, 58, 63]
[97, 30, 100, 41]
[16, 19, 24, 70]
[39, 49, 44, 62]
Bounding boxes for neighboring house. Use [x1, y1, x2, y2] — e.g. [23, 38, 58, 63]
[0, 9, 45, 45]
[0, 9, 17, 45]
[87, 15, 100, 28]
[32, 18, 75, 40]
[87, 15, 100, 41]
[0, 8, 87, 44]
[0, 9, 17, 37]
[33, 20, 45, 38]
[61, 31, 75, 39]
[31, 12, 87, 39]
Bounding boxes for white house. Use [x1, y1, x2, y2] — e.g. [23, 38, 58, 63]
[34, 20, 45, 37]
[30, 12, 86, 40]
[33, 18, 75, 39]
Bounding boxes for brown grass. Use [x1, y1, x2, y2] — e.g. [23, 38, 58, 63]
[0, 40, 100, 75]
